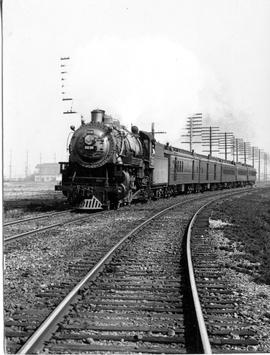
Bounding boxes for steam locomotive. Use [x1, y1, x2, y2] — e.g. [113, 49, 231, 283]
[55, 109, 256, 210]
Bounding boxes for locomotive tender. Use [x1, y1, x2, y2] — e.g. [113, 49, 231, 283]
[55, 109, 256, 209]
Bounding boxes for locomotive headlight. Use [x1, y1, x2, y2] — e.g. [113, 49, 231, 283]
[84, 134, 94, 145]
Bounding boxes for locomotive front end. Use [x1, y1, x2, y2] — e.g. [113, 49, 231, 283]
[59, 109, 145, 210]
[69, 110, 116, 169]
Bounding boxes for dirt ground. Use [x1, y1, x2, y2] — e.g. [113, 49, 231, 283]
[207, 187, 270, 352]
[3, 181, 67, 212]
[210, 187, 270, 285]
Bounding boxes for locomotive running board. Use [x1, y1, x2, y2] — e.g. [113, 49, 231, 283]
[78, 196, 103, 210]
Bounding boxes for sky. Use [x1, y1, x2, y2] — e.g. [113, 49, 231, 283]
[3, 0, 270, 177]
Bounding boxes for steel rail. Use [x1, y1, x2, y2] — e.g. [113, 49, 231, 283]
[4, 210, 73, 227]
[185, 186, 260, 353]
[16, 197, 201, 354]
[186, 201, 214, 354]
[16, 187, 258, 353]
[4, 214, 97, 243]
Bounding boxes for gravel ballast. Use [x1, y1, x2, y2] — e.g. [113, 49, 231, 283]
[207, 186, 270, 352]
[4, 186, 270, 352]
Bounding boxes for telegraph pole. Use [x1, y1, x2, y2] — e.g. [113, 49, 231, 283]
[181, 113, 202, 152]
[219, 132, 233, 161]
[235, 138, 244, 163]
[252, 146, 257, 168]
[264, 152, 268, 182]
[258, 149, 262, 182]
[240, 142, 251, 165]
[25, 151, 29, 178]
[225, 133, 228, 160]
[151, 122, 166, 139]
[9, 150, 12, 180]
[60, 57, 77, 115]
[201, 126, 220, 156]
[235, 138, 239, 163]
[231, 137, 236, 162]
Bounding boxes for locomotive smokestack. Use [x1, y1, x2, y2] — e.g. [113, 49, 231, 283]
[91, 109, 105, 123]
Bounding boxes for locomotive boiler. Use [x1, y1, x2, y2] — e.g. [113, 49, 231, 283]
[57, 109, 154, 209]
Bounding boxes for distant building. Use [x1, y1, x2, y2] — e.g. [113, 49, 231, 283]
[34, 163, 60, 182]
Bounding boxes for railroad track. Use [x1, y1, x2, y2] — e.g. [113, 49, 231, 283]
[189, 200, 259, 353]
[4, 209, 73, 227]
[4, 210, 100, 243]
[4, 187, 258, 354]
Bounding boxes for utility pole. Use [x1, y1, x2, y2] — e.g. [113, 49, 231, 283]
[151, 122, 166, 139]
[258, 149, 262, 182]
[225, 133, 228, 161]
[247, 143, 252, 165]
[264, 152, 268, 182]
[251, 146, 257, 168]
[181, 113, 202, 152]
[25, 151, 29, 178]
[201, 126, 220, 156]
[244, 142, 247, 164]
[9, 150, 12, 180]
[234, 139, 237, 162]
[60, 57, 77, 115]
[239, 142, 251, 165]
[230, 137, 236, 162]
[219, 132, 233, 161]
[235, 138, 244, 163]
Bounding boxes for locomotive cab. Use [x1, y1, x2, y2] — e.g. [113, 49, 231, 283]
[139, 131, 155, 167]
